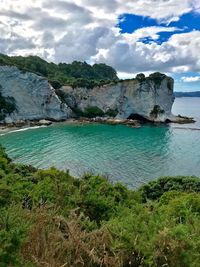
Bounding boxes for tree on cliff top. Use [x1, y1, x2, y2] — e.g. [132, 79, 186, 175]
[0, 54, 118, 88]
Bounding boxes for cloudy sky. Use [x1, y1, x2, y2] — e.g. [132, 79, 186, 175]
[0, 0, 200, 91]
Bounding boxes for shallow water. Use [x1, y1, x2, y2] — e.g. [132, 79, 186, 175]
[0, 97, 200, 188]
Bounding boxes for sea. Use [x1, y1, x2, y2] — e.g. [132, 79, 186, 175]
[0, 97, 200, 188]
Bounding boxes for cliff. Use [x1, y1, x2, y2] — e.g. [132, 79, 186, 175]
[0, 65, 177, 124]
[57, 73, 175, 122]
[0, 66, 71, 123]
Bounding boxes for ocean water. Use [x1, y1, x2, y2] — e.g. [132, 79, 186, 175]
[0, 97, 200, 188]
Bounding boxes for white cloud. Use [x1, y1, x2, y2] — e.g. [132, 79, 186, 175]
[123, 26, 181, 42]
[76, 0, 197, 22]
[96, 30, 200, 74]
[181, 76, 200, 82]
[0, 0, 200, 78]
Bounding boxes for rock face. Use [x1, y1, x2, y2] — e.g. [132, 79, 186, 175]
[0, 66, 175, 123]
[58, 72, 175, 122]
[0, 66, 71, 123]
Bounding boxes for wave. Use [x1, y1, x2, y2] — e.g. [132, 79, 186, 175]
[0, 125, 47, 136]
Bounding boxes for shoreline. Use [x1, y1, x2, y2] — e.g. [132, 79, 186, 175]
[0, 115, 196, 134]
[0, 118, 141, 134]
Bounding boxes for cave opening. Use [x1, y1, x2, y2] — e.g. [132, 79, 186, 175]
[127, 113, 150, 123]
[165, 118, 172, 123]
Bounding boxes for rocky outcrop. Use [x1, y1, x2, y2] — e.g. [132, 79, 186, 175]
[0, 66, 71, 123]
[0, 66, 182, 124]
[57, 72, 175, 122]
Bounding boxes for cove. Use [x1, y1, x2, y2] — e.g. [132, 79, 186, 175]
[0, 97, 200, 188]
[0, 99, 200, 188]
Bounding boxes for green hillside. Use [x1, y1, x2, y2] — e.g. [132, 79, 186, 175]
[0, 54, 118, 89]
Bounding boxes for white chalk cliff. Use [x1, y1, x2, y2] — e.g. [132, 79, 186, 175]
[0, 66, 71, 123]
[58, 73, 175, 122]
[0, 66, 176, 123]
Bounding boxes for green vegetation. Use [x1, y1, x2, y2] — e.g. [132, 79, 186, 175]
[0, 145, 200, 266]
[0, 54, 118, 89]
[150, 105, 165, 119]
[0, 85, 16, 121]
[71, 106, 105, 118]
[0, 54, 172, 92]
[83, 106, 105, 118]
[136, 73, 146, 81]
[140, 176, 200, 201]
[148, 72, 167, 87]
[72, 107, 118, 118]
[105, 108, 118, 117]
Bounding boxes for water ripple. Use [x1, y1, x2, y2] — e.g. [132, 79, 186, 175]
[0, 98, 200, 188]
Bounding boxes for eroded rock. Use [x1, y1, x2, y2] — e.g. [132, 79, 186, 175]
[0, 66, 72, 123]
[59, 72, 175, 122]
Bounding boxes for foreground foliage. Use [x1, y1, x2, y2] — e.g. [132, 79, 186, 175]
[0, 145, 200, 267]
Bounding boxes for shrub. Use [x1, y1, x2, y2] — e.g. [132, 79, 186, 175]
[0, 146, 200, 266]
[49, 80, 62, 89]
[0, 206, 32, 267]
[105, 108, 118, 117]
[72, 107, 84, 117]
[148, 72, 166, 87]
[22, 210, 119, 267]
[140, 176, 200, 202]
[136, 73, 146, 81]
[83, 106, 105, 118]
[150, 105, 165, 119]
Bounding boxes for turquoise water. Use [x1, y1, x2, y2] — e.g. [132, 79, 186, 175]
[0, 97, 200, 188]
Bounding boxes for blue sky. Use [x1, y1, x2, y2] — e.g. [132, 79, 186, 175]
[118, 12, 200, 44]
[117, 10, 200, 91]
[0, 0, 200, 92]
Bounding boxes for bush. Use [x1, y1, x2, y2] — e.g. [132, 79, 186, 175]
[105, 108, 118, 117]
[150, 105, 165, 119]
[0, 206, 32, 267]
[140, 176, 200, 202]
[83, 106, 105, 118]
[49, 80, 62, 89]
[148, 72, 166, 87]
[0, 145, 200, 266]
[72, 107, 84, 117]
[136, 73, 146, 81]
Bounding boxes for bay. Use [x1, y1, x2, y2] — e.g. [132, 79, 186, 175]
[1, 97, 200, 188]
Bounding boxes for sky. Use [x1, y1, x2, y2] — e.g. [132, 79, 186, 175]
[0, 0, 200, 91]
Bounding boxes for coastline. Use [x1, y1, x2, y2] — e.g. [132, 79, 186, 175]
[0, 118, 141, 134]
[0, 114, 196, 135]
